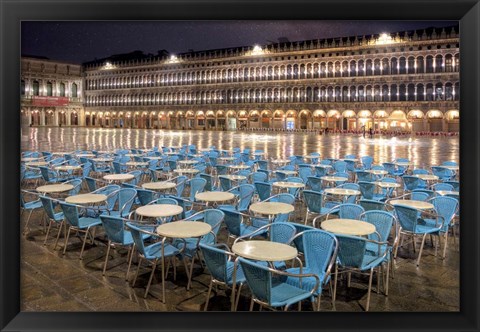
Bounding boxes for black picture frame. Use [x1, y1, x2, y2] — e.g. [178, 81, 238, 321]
[1, 0, 479, 331]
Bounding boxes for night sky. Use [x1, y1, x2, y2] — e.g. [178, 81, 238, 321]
[21, 21, 456, 64]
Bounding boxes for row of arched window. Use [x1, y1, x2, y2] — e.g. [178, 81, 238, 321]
[21, 80, 78, 98]
[86, 54, 459, 91]
[85, 81, 459, 107]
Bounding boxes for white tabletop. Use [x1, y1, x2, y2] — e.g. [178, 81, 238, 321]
[365, 170, 388, 175]
[156, 221, 211, 238]
[221, 175, 247, 181]
[252, 152, 265, 156]
[321, 176, 348, 182]
[92, 158, 114, 162]
[229, 165, 250, 170]
[125, 153, 143, 157]
[249, 202, 294, 215]
[232, 240, 298, 261]
[76, 154, 95, 158]
[26, 161, 49, 167]
[218, 157, 235, 161]
[164, 152, 180, 156]
[276, 170, 297, 175]
[303, 155, 319, 159]
[390, 199, 434, 210]
[324, 188, 361, 196]
[374, 181, 401, 188]
[21, 157, 41, 162]
[175, 168, 200, 174]
[271, 159, 290, 164]
[414, 174, 439, 181]
[65, 193, 107, 204]
[178, 160, 199, 165]
[436, 190, 459, 196]
[272, 181, 305, 189]
[440, 165, 459, 171]
[142, 182, 176, 190]
[37, 184, 74, 194]
[341, 158, 358, 162]
[145, 156, 164, 160]
[136, 204, 183, 218]
[126, 162, 148, 166]
[103, 174, 135, 181]
[321, 218, 376, 236]
[55, 165, 81, 171]
[315, 164, 332, 168]
[395, 161, 414, 167]
[195, 191, 235, 202]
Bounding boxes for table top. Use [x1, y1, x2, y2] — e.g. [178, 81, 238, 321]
[341, 158, 358, 162]
[321, 176, 348, 182]
[92, 158, 114, 162]
[37, 183, 74, 193]
[249, 202, 294, 215]
[218, 157, 236, 161]
[232, 240, 298, 261]
[436, 190, 459, 196]
[125, 153, 143, 157]
[390, 199, 434, 210]
[365, 170, 388, 175]
[195, 191, 235, 202]
[252, 152, 265, 156]
[145, 156, 164, 160]
[156, 221, 211, 238]
[315, 164, 332, 168]
[65, 193, 107, 204]
[164, 152, 180, 155]
[271, 159, 290, 164]
[221, 175, 247, 181]
[178, 160, 199, 165]
[103, 173, 135, 181]
[303, 155, 319, 159]
[76, 153, 95, 158]
[26, 161, 49, 167]
[136, 204, 183, 218]
[229, 165, 250, 170]
[21, 157, 41, 162]
[55, 165, 81, 171]
[142, 182, 176, 190]
[440, 165, 459, 171]
[374, 181, 401, 188]
[175, 168, 200, 174]
[395, 161, 414, 167]
[321, 218, 376, 236]
[324, 188, 361, 196]
[126, 161, 149, 166]
[272, 181, 305, 189]
[276, 170, 297, 175]
[413, 174, 439, 181]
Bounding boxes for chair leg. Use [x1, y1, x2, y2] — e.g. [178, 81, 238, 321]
[416, 233, 427, 266]
[316, 293, 322, 311]
[394, 233, 401, 258]
[442, 231, 449, 259]
[187, 256, 195, 290]
[366, 268, 374, 312]
[63, 226, 72, 255]
[79, 229, 90, 260]
[161, 257, 166, 303]
[332, 264, 338, 304]
[126, 246, 135, 281]
[103, 240, 112, 276]
[249, 298, 255, 311]
[23, 210, 34, 234]
[132, 257, 143, 287]
[144, 259, 158, 299]
[204, 279, 213, 311]
[234, 283, 243, 311]
[53, 220, 64, 250]
[385, 261, 390, 296]
[43, 220, 53, 245]
[347, 272, 351, 288]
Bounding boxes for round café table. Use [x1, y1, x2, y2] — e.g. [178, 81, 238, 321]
[275, 170, 297, 176]
[395, 161, 414, 167]
[249, 201, 294, 223]
[220, 175, 247, 181]
[142, 181, 176, 192]
[389, 199, 434, 210]
[103, 173, 134, 183]
[374, 181, 401, 189]
[92, 158, 114, 163]
[76, 153, 95, 158]
[413, 174, 439, 181]
[135, 204, 183, 224]
[229, 165, 251, 171]
[303, 155, 319, 161]
[321, 218, 376, 236]
[341, 158, 358, 162]
[436, 190, 459, 196]
[174, 168, 199, 178]
[125, 153, 143, 158]
[440, 165, 459, 171]
[324, 188, 361, 203]
[156, 221, 212, 289]
[21, 157, 41, 162]
[321, 176, 349, 182]
[218, 157, 236, 163]
[126, 161, 148, 167]
[54, 165, 81, 171]
[37, 183, 74, 194]
[232, 240, 298, 262]
[271, 159, 290, 165]
[65, 193, 107, 205]
[272, 181, 305, 193]
[26, 161, 49, 167]
[195, 191, 235, 207]
[365, 169, 388, 176]
[177, 160, 199, 167]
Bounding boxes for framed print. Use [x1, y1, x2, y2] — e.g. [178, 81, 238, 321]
[1, 0, 479, 331]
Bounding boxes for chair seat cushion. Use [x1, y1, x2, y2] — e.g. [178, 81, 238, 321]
[77, 217, 102, 229]
[420, 218, 449, 233]
[225, 261, 246, 285]
[269, 282, 314, 308]
[144, 242, 180, 260]
[24, 200, 43, 210]
[286, 267, 326, 295]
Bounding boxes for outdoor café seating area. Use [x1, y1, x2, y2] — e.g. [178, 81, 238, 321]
[20, 145, 460, 311]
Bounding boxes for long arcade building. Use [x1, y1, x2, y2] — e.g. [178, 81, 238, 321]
[22, 25, 460, 132]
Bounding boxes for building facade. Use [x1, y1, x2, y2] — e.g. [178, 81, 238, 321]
[26, 26, 460, 132]
[21, 57, 84, 127]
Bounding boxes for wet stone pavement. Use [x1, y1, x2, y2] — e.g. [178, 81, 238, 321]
[20, 127, 459, 312]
